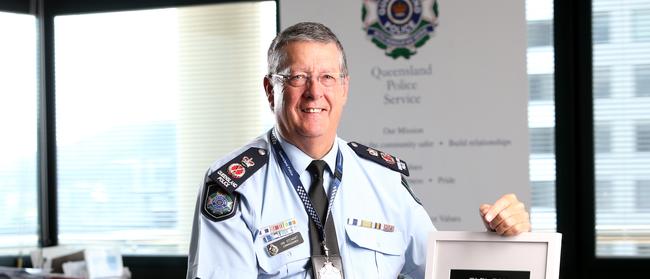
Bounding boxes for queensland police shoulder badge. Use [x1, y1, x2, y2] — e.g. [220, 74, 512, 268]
[201, 147, 268, 222]
[362, 0, 439, 59]
[201, 182, 238, 222]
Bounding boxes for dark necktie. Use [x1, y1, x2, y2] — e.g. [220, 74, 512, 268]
[306, 160, 340, 257]
[307, 160, 329, 222]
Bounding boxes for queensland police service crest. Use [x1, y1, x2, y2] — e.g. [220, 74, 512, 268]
[362, 0, 439, 59]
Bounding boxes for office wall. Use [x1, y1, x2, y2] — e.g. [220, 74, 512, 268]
[280, 0, 530, 230]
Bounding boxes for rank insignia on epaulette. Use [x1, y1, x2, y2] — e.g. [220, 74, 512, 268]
[208, 147, 268, 194]
[401, 175, 422, 205]
[201, 183, 238, 222]
[348, 142, 409, 176]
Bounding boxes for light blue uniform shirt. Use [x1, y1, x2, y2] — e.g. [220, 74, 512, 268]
[187, 131, 435, 278]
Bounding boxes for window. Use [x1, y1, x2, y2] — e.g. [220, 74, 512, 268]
[528, 74, 553, 101]
[594, 66, 611, 99]
[531, 181, 555, 209]
[527, 0, 556, 232]
[527, 20, 553, 47]
[594, 0, 650, 258]
[635, 64, 650, 97]
[593, 12, 610, 45]
[637, 123, 650, 152]
[595, 180, 615, 212]
[0, 11, 39, 255]
[530, 180, 556, 231]
[595, 124, 611, 153]
[636, 180, 650, 212]
[632, 9, 650, 43]
[54, 2, 276, 255]
[529, 127, 554, 154]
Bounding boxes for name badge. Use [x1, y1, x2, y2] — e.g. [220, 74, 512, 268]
[266, 232, 304, 257]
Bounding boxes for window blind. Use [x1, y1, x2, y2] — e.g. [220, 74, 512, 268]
[54, 2, 276, 255]
[594, 0, 650, 257]
[526, 0, 557, 232]
[0, 11, 39, 255]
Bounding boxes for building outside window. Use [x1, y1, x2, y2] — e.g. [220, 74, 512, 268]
[632, 9, 650, 43]
[635, 64, 650, 97]
[529, 73, 554, 101]
[527, 0, 556, 232]
[636, 180, 650, 212]
[0, 10, 39, 255]
[594, 66, 611, 99]
[53, 2, 276, 255]
[593, 11, 611, 44]
[594, 0, 650, 257]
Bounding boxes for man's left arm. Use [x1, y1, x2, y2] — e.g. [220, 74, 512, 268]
[479, 193, 531, 236]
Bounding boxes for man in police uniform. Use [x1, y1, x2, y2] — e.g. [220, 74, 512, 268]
[187, 22, 531, 279]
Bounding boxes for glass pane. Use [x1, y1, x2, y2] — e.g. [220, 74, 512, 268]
[594, 66, 612, 99]
[528, 73, 554, 101]
[636, 64, 650, 97]
[0, 11, 39, 255]
[527, 20, 553, 48]
[594, 0, 650, 257]
[526, 0, 556, 232]
[637, 180, 650, 212]
[54, 2, 276, 255]
[595, 123, 612, 153]
[632, 9, 650, 43]
[529, 127, 555, 154]
[594, 12, 611, 45]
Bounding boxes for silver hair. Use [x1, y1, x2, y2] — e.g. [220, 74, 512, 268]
[267, 22, 348, 76]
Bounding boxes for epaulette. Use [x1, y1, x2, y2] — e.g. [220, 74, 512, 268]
[201, 147, 268, 222]
[347, 142, 409, 176]
[401, 175, 422, 205]
[208, 147, 269, 193]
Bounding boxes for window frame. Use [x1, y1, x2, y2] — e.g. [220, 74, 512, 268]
[5, 0, 650, 277]
[0, 1, 31, 14]
[0, 0, 277, 278]
[555, 0, 650, 277]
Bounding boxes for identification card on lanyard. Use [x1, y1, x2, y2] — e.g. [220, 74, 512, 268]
[268, 129, 345, 279]
[312, 255, 343, 279]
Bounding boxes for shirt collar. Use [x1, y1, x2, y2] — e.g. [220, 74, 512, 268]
[273, 127, 338, 175]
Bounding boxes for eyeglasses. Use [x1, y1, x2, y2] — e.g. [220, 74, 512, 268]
[270, 73, 346, 88]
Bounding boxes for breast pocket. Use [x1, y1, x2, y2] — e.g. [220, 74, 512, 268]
[345, 224, 405, 278]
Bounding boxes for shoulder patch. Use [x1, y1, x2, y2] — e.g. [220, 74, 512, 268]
[201, 182, 238, 222]
[208, 147, 269, 194]
[347, 142, 409, 176]
[401, 175, 422, 205]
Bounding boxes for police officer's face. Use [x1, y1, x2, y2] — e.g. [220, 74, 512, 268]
[266, 41, 349, 149]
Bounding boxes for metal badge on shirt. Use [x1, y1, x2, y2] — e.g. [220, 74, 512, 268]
[258, 218, 304, 256]
[266, 232, 304, 257]
[311, 255, 344, 279]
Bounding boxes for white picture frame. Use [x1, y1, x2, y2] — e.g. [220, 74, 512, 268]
[425, 231, 562, 279]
